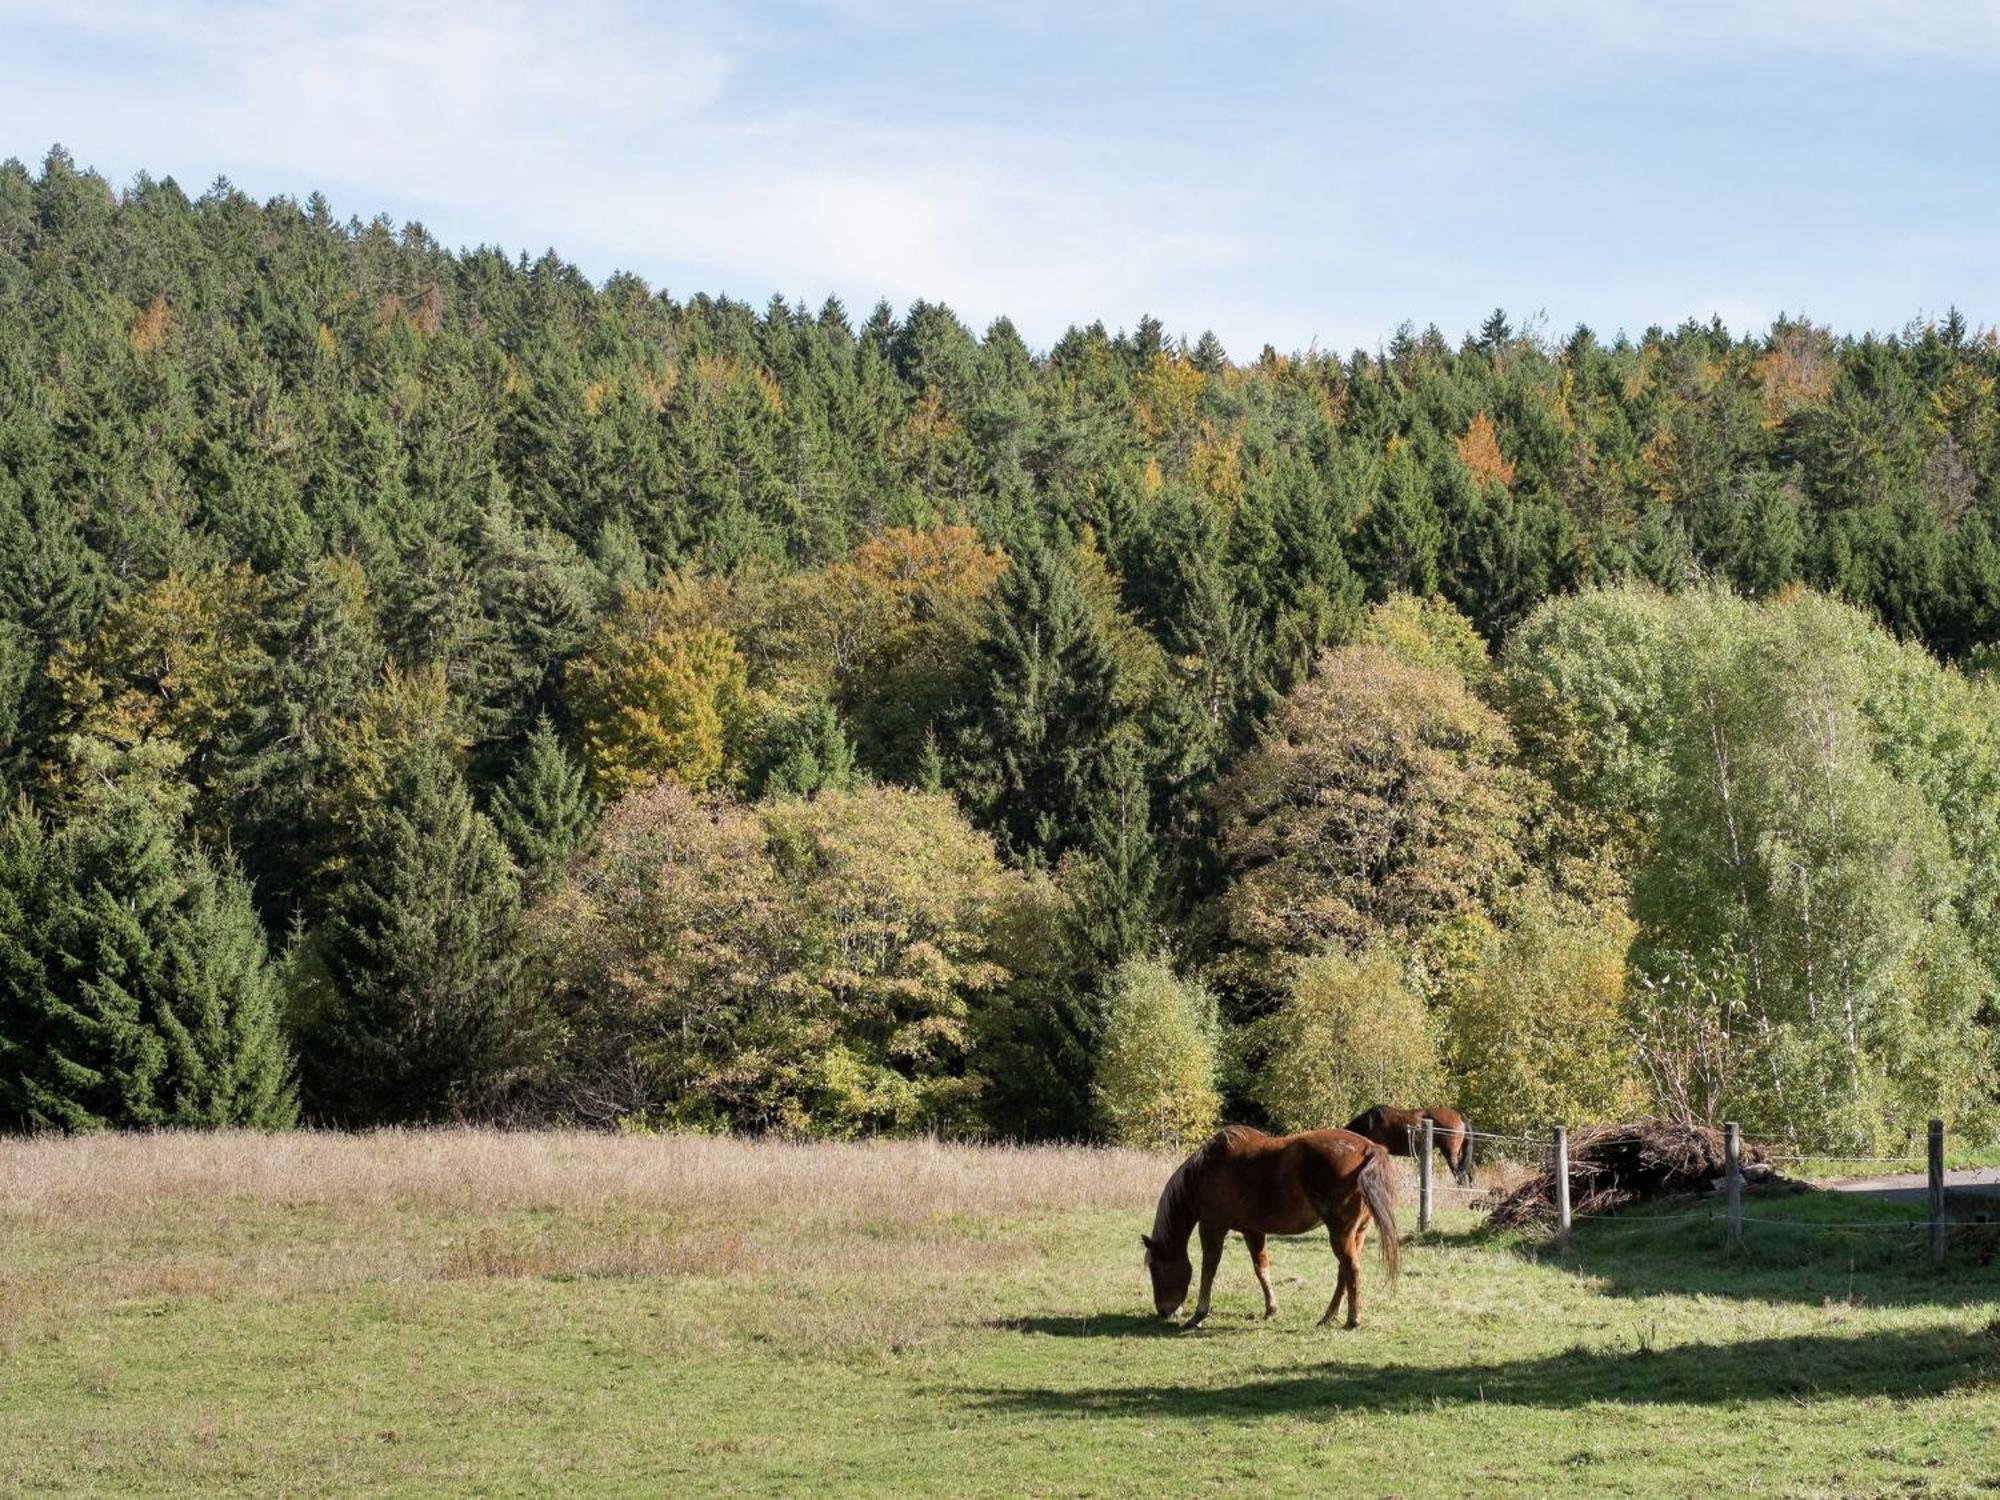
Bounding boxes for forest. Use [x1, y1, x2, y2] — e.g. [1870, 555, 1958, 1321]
[2, 146, 1998, 1152]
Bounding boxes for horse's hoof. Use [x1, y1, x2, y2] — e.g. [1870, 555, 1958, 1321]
[1180, 1315, 1208, 1332]
[1262, 1307, 1277, 1320]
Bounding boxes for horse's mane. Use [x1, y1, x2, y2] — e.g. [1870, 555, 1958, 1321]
[1152, 1127, 1263, 1243]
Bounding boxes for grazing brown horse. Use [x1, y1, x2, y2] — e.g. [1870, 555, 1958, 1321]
[1344, 1105, 1475, 1186]
[1141, 1125, 1399, 1331]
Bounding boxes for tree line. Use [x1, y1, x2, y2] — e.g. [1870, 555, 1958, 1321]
[2, 147, 1997, 1151]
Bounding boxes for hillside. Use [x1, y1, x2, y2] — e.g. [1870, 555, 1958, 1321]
[3, 148, 1999, 1150]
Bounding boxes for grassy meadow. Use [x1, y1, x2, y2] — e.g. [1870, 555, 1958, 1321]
[2, 1131, 1997, 1497]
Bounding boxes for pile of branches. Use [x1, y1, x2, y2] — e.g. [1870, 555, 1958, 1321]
[1485, 1121, 1769, 1228]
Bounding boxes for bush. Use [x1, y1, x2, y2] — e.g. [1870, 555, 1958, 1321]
[541, 781, 1017, 1136]
[1254, 948, 1442, 1133]
[1093, 956, 1221, 1150]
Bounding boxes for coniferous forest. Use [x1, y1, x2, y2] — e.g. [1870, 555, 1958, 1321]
[5, 148, 2000, 1151]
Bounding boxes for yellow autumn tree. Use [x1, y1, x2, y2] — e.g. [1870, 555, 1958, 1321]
[1755, 319, 1837, 427]
[49, 564, 266, 767]
[1134, 350, 1206, 470]
[569, 592, 750, 794]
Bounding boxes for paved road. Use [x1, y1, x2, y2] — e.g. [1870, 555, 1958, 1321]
[1825, 1167, 2000, 1208]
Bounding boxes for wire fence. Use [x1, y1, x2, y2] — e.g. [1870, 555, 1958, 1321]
[1394, 1116, 1990, 1268]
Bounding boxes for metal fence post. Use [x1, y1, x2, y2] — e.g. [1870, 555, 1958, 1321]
[1725, 1121, 1743, 1250]
[1553, 1124, 1571, 1247]
[1929, 1118, 1946, 1271]
[1419, 1116, 1434, 1234]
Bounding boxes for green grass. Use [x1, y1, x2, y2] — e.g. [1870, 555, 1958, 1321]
[2, 1133, 1998, 1498]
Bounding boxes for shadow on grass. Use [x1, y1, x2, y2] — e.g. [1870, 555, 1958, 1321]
[1518, 1194, 2000, 1309]
[963, 1322, 2000, 1417]
[984, 1314, 1175, 1338]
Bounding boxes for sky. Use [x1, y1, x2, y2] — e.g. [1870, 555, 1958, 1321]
[3, 0, 1999, 358]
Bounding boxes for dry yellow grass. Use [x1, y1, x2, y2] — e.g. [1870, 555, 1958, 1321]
[0, 1126, 1167, 1222]
[0, 1130, 1174, 1357]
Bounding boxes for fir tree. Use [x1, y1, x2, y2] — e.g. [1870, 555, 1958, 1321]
[1353, 447, 1445, 600]
[0, 788, 294, 1131]
[1069, 729, 1159, 972]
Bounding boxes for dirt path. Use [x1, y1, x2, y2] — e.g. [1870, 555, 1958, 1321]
[1824, 1167, 2000, 1209]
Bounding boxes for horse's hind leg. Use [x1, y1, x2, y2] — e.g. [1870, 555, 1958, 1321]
[1339, 1219, 1370, 1329]
[1184, 1222, 1227, 1331]
[1315, 1223, 1353, 1328]
[1244, 1232, 1277, 1318]
[1317, 1199, 1369, 1330]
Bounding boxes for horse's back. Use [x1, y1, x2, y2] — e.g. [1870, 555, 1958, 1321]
[1191, 1125, 1377, 1235]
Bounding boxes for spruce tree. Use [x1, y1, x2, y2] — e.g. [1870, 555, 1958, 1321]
[489, 714, 595, 893]
[152, 850, 297, 1126]
[24, 798, 176, 1131]
[306, 742, 528, 1124]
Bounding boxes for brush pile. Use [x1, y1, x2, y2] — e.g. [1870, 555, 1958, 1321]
[1484, 1121, 1770, 1228]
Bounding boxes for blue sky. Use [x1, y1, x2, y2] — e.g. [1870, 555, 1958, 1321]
[3, 1, 1998, 357]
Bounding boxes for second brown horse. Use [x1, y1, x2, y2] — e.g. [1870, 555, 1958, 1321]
[1141, 1125, 1399, 1330]
[1344, 1104, 1475, 1186]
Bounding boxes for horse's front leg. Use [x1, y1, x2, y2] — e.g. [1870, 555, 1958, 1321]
[1244, 1231, 1277, 1318]
[1183, 1223, 1227, 1330]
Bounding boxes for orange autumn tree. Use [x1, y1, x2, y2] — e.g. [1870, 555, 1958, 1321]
[1455, 410, 1516, 492]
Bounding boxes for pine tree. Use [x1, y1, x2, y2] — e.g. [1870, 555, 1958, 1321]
[305, 743, 528, 1124]
[954, 540, 1126, 863]
[488, 714, 595, 893]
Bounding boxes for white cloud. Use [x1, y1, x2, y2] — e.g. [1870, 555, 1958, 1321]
[0, 0, 1253, 344]
[1502, 0, 2000, 59]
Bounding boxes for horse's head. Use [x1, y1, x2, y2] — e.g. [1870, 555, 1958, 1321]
[1139, 1233, 1191, 1319]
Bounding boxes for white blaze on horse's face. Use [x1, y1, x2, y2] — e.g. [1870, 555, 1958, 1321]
[1140, 1234, 1191, 1318]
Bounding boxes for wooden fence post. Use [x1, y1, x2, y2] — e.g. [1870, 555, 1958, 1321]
[1724, 1121, 1743, 1250]
[1553, 1124, 1571, 1248]
[1929, 1118, 1946, 1271]
[1419, 1116, 1434, 1234]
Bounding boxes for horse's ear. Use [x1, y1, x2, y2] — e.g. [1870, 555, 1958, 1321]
[1139, 1234, 1156, 1251]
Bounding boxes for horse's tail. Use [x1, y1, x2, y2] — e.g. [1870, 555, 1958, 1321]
[1358, 1147, 1400, 1283]
[1456, 1121, 1475, 1187]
